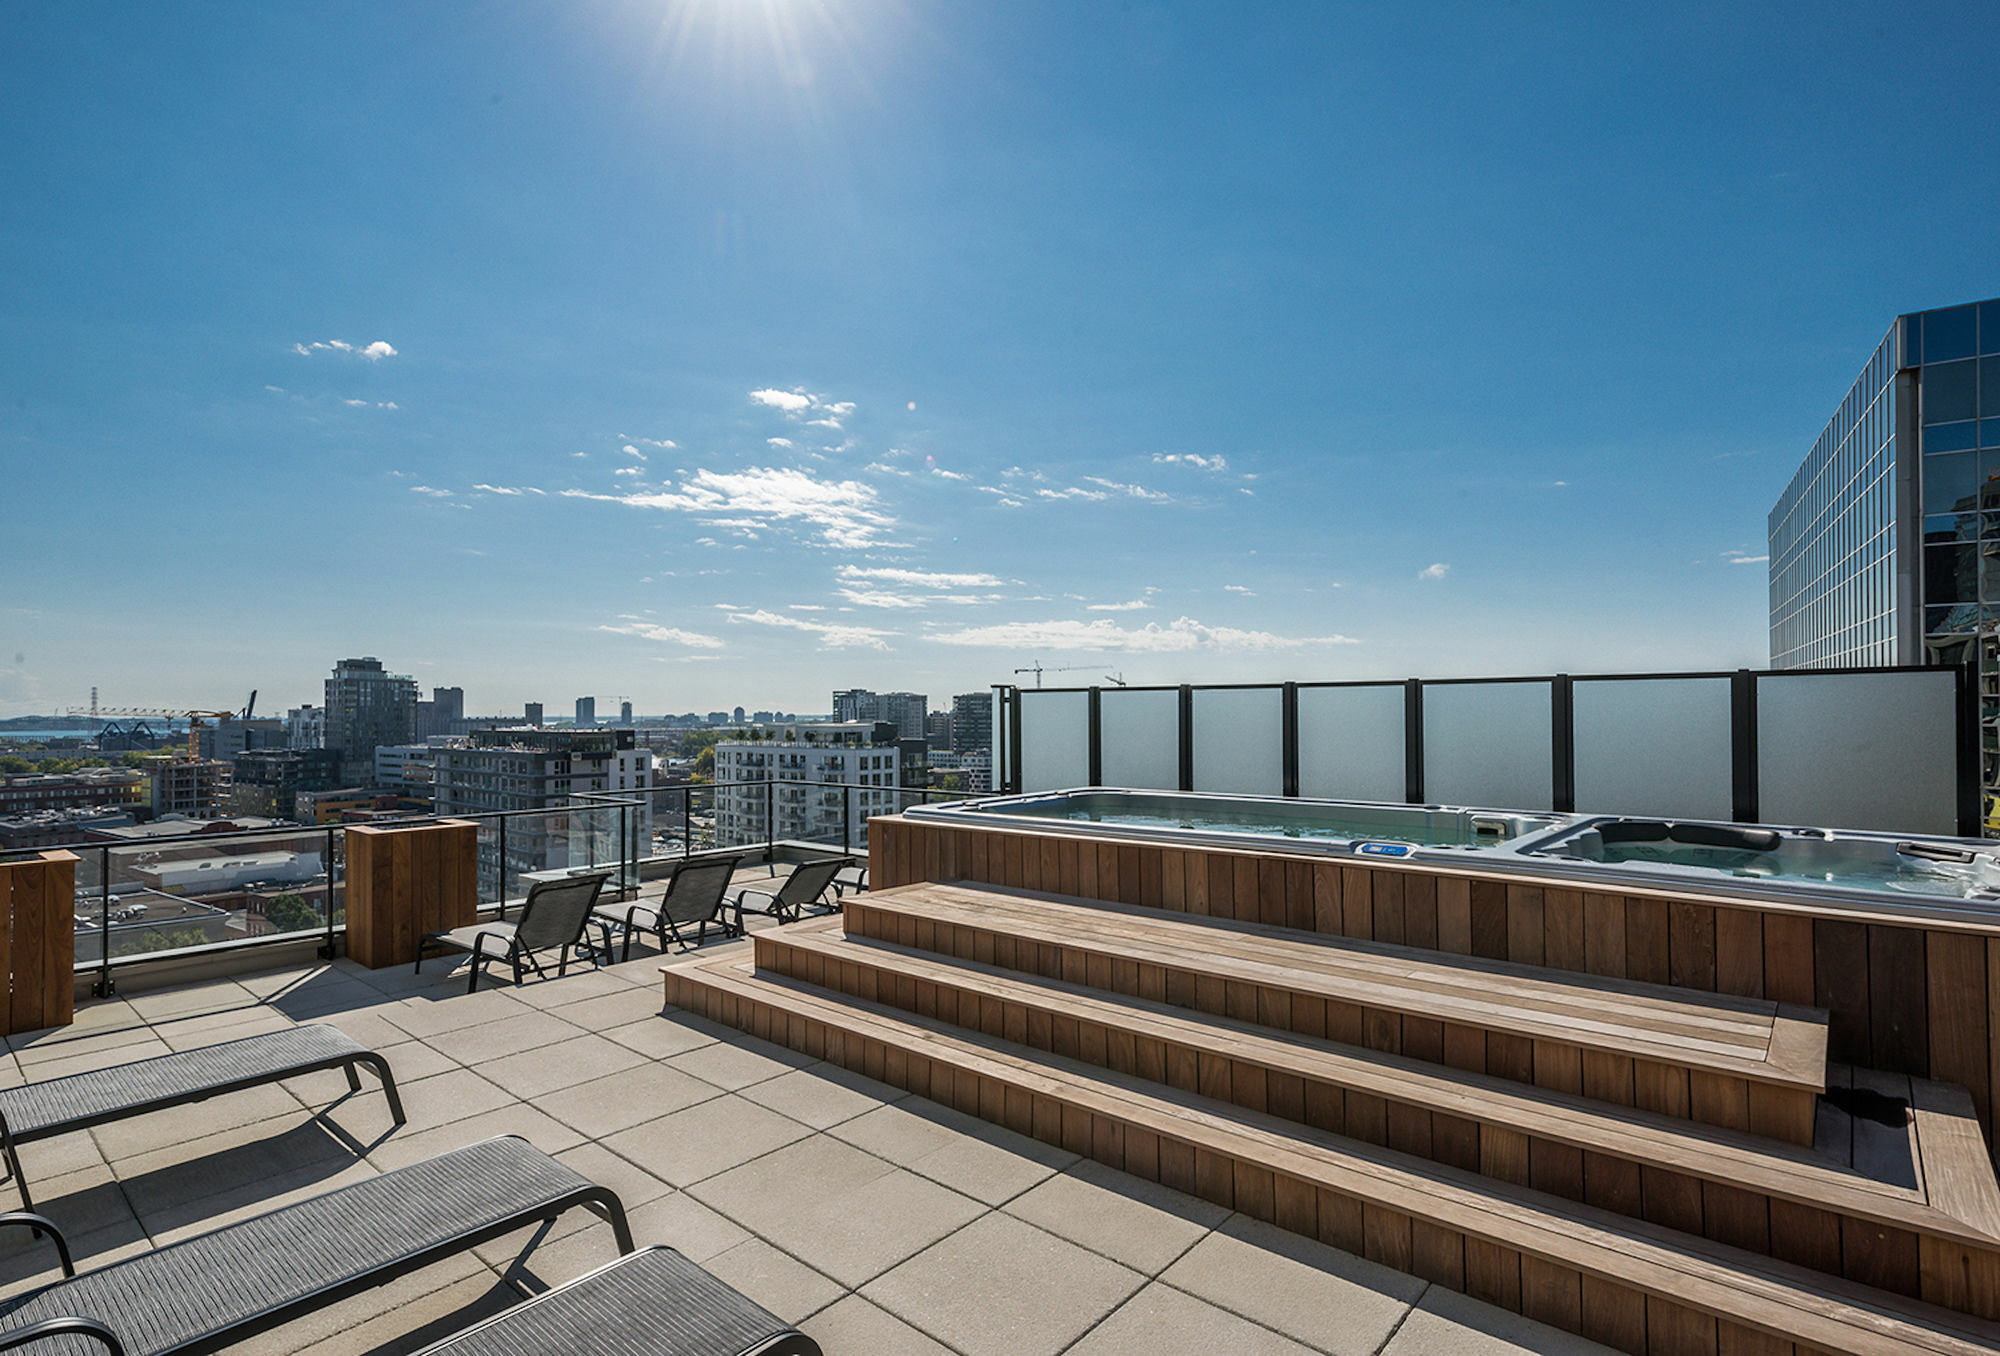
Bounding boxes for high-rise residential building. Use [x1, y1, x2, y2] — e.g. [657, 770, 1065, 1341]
[714, 723, 901, 849]
[285, 705, 325, 750]
[831, 689, 929, 740]
[415, 686, 466, 740]
[619, 700, 633, 724]
[432, 727, 650, 898]
[925, 710, 952, 750]
[524, 702, 543, 726]
[575, 697, 596, 729]
[951, 691, 994, 756]
[324, 658, 417, 785]
[1769, 295, 2000, 797]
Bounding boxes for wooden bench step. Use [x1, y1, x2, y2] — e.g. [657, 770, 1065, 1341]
[847, 882, 1830, 1145]
[665, 954, 2000, 1355]
[754, 915, 2000, 1287]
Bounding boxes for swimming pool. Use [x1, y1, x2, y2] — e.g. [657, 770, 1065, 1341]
[907, 790, 2000, 917]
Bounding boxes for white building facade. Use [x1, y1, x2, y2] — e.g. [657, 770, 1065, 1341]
[714, 723, 901, 850]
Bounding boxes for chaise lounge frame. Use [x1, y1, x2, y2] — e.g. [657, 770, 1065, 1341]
[407, 1244, 823, 1356]
[0, 1024, 404, 1215]
[0, 1135, 631, 1356]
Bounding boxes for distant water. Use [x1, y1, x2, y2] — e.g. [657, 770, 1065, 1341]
[0, 725, 185, 742]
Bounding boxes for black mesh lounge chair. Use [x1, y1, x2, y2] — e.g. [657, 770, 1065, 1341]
[407, 1245, 822, 1356]
[831, 861, 868, 897]
[0, 1135, 631, 1356]
[0, 1024, 404, 1216]
[593, 856, 741, 962]
[730, 857, 850, 932]
[416, 872, 615, 993]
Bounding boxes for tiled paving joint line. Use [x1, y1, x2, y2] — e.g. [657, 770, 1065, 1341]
[0, 941, 1600, 1356]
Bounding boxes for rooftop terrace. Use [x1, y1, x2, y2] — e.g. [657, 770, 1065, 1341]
[0, 876, 1612, 1356]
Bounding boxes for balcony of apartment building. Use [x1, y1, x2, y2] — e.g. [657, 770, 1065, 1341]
[2, 663, 1997, 1355]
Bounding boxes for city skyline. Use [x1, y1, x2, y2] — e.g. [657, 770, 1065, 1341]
[6, 2, 2000, 717]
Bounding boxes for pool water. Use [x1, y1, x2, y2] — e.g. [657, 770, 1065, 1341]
[992, 791, 1555, 850]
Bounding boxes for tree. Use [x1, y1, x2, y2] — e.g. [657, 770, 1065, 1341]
[263, 893, 321, 933]
[692, 747, 715, 782]
[0, 757, 30, 775]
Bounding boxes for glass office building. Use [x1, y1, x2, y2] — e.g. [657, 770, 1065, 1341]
[1769, 296, 2000, 797]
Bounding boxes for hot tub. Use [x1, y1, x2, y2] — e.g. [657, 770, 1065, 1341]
[905, 789, 1570, 861]
[1507, 816, 2000, 911]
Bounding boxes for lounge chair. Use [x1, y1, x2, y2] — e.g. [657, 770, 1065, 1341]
[0, 1024, 404, 1215]
[730, 858, 851, 932]
[593, 857, 741, 962]
[416, 872, 615, 993]
[0, 1135, 630, 1356]
[408, 1245, 822, 1356]
[832, 861, 868, 897]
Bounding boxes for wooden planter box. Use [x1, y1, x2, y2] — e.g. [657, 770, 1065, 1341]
[344, 820, 477, 969]
[0, 850, 76, 1035]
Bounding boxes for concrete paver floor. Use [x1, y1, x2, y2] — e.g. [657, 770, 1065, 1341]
[0, 917, 1617, 1355]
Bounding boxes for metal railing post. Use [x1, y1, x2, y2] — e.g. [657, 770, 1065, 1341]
[322, 827, 337, 959]
[765, 778, 774, 864]
[843, 786, 852, 852]
[96, 845, 112, 997]
[618, 803, 629, 895]
[498, 816, 508, 904]
[682, 787, 691, 860]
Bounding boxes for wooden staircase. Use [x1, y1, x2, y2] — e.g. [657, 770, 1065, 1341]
[664, 880, 2000, 1356]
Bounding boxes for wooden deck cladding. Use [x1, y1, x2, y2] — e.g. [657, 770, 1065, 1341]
[871, 815, 2000, 1166]
[843, 885, 1828, 1146]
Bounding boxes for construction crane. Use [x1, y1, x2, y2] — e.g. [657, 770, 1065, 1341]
[1011, 662, 1093, 690]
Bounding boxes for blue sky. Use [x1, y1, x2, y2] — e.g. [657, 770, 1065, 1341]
[3, 1, 1997, 719]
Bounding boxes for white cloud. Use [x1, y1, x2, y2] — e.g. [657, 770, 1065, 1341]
[294, 338, 396, 360]
[1152, 453, 1229, 472]
[1723, 550, 1769, 565]
[1223, 585, 1255, 596]
[750, 389, 814, 414]
[1418, 563, 1450, 580]
[1086, 600, 1149, 612]
[837, 588, 929, 609]
[930, 617, 1356, 653]
[1084, 477, 1169, 502]
[621, 445, 647, 460]
[838, 566, 1003, 589]
[471, 483, 536, 496]
[598, 622, 725, 649]
[1036, 486, 1109, 502]
[562, 466, 897, 549]
[614, 466, 643, 477]
[627, 437, 676, 450]
[344, 398, 368, 407]
[410, 486, 453, 498]
[865, 462, 911, 477]
[750, 388, 855, 429]
[727, 609, 894, 650]
[768, 437, 794, 449]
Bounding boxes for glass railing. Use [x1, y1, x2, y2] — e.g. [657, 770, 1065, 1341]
[7, 776, 998, 994]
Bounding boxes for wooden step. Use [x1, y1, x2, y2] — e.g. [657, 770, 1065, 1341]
[665, 953, 2000, 1356]
[754, 914, 2000, 1299]
[846, 882, 1831, 1145]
